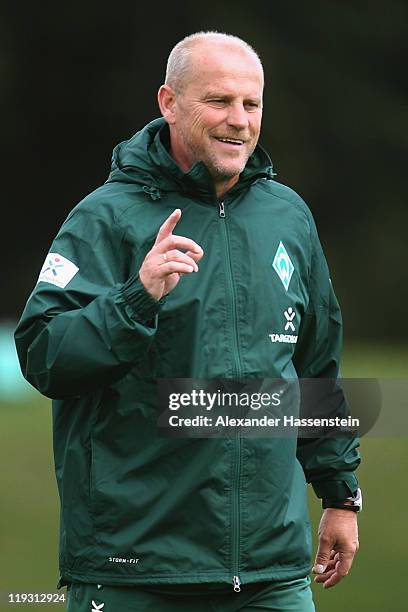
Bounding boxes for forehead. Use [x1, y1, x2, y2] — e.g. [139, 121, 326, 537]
[184, 43, 264, 96]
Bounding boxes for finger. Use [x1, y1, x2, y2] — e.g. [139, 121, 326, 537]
[313, 540, 333, 575]
[154, 209, 182, 246]
[314, 568, 336, 583]
[327, 551, 340, 566]
[185, 249, 204, 264]
[334, 553, 354, 579]
[157, 234, 203, 256]
[157, 261, 196, 276]
[314, 557, 337, 576]
[323, 555, 353, 589]
[161, 250, 199, 272]
[313, 553, 338, 582]
[323, 569, 345, 589]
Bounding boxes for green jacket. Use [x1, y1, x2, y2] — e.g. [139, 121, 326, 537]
[15, 118, 360, 589]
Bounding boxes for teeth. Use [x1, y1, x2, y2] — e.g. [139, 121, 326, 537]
[217, 138, 243, 144]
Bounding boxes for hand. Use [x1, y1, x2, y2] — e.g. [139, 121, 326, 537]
[312, 508, 359, 589]
[139, 209, 204, 300]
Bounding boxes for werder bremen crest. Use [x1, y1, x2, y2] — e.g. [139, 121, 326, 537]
[272, 242, 294, 291]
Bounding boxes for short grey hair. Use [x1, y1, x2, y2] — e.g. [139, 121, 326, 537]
[165, 31, 263, 92]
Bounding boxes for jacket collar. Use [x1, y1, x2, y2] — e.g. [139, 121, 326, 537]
[107, 118, 275, 204]
[151, 120, 275, 203]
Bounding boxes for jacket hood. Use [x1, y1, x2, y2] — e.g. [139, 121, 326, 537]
[105, 117, 276, 201]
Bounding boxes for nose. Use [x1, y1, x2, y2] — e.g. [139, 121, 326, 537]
[226, 102, 248, 131]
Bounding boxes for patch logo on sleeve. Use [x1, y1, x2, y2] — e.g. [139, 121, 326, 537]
[272, 242, 294, 291]
[37, 253, 79, 288]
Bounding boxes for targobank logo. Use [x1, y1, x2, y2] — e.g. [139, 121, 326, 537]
[91, 601, 104, 612]
[284, 307, 296, 331]
[269, 307, 298, 344]
[272, 242, 294, 291]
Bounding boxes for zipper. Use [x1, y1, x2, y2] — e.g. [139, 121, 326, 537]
[233, 575, 241, 592]
[218, 200, 243, 592]
[231, 432, 242, 592]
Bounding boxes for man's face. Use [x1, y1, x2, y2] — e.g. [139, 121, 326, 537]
[169, 44, 264, 182]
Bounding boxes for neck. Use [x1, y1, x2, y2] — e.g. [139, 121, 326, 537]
[215, 175, 239, 199]
[169, 145, 240, 199]
[168, 136, 240, 199]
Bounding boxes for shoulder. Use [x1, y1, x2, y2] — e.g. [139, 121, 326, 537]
[257, 178, 314, 216]
[63, 181, 151, 229]
[254, 178, 317, 237]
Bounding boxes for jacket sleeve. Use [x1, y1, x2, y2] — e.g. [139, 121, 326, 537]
[14, 203, 161, 399]
[293, 212, 360, 500]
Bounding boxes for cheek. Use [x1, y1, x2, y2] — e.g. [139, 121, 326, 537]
[190, 115, 203, 135]
[176, 104, 199, 133]
[189, 113, 205, 134]
[188, 108, 219, 135]
[250, 115, 262, 136]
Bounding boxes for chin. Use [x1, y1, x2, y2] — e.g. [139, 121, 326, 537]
[212, 158, 245, 175]
[205, 154, 247, 180]
[220, 164, 246, 178]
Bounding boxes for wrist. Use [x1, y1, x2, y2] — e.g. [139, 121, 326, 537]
[322, 487, 363, 513]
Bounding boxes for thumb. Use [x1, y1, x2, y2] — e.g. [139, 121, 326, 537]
[313, 542, 332, 574]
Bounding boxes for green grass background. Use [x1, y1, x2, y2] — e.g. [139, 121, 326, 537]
[0, 342, 407, 610]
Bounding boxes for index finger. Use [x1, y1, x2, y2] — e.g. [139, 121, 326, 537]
[323, 553, 354, 589]
[154, 209, 182, 246]
[156, 234, 203, 255]
[335, 551, 354, 578]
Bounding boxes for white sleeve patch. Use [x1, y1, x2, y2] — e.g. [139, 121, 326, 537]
[37, 252, 79, 289]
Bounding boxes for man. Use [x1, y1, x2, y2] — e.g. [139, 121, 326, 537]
[15, 31, 361, 611]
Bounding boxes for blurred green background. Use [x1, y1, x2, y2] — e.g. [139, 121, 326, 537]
[1, 338, 407, 610]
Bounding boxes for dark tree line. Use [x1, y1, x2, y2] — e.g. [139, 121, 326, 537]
[2, 1, 407, 340]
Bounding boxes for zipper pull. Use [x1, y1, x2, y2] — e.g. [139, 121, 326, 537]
[219, 201, 226, 218]
[232, 575, 241, 592]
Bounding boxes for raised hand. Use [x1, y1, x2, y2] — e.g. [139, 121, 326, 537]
[139, 209, 204, 300]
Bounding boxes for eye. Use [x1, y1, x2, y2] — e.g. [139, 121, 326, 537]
[244, 101, 261, 111]
[208, 99, 227, 107]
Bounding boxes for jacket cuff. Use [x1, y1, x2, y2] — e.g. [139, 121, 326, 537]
[312, 473, 359, 500]
[121, 274, 165, 322]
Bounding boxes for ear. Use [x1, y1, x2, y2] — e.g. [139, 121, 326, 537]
[157, 84, 177, 124]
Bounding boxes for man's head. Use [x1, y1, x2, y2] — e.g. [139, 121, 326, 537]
[158, 31, 264, 196]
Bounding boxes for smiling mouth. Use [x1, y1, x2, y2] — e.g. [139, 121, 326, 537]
[214, 137, 245, 146]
